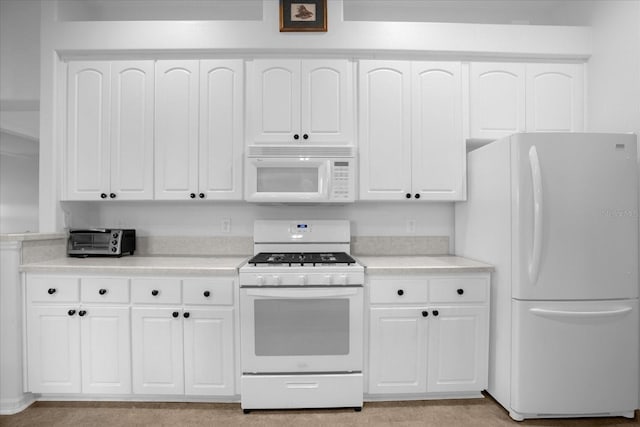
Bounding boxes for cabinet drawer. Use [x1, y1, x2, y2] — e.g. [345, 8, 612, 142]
[82, 277, 130, 303]
[429, 277, 488, 303]
[28, 276, 79, 303]
[183, 278, 234, 305]
[131, 278, 181, 304]
[369, 279, 428, 304]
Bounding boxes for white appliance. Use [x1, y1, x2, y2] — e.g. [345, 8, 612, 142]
[239, 220, 364, 412]
[244, 145, 355, 203]
[455, 133, 639, 421]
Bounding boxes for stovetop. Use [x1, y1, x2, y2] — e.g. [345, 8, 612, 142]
[247, 252, 357, 267]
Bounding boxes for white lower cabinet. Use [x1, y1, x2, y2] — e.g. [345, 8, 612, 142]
[367, 274, 489, 397]
[25, 274, 236, 399]
[130, 277, 236, 396]
[26, 276, 131, 394]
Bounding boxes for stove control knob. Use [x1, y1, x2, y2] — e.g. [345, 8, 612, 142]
[298, 275, 307, 285]
[256, 275, 265, 286]
[336, 274, 348, 285]
[323, 274, 333, 285]
[272, 275, 281, 285]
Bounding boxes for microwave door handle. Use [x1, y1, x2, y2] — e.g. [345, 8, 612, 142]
[245, 287, 360, 298]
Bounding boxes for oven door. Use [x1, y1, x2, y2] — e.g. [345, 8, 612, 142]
[245, 158, 330, 202]
[240, 286, 363, 373]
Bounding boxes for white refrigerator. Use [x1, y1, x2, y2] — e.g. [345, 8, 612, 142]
[455, 133, 639, 421]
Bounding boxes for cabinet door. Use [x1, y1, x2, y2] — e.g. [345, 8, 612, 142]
[301, 59, 353, 144]
[427, 306, 488, 393]
[183, 307, 235, 396]
[368, 307, 428, 394]
[359, 61, 412, 200]
[66, 61, 111, 200]
[199, 60, 243, 200]
[526, 63, 584, 132]
[412, 62, 465, 200]
[470, 63, 525, 140]
[27, 306, 81, 393]
[131, 307, 184, 394]
[155, 60, 200, 200]
[248, 59, 300, 144]
[110, 61, 154, 200]
[80, 306, 131, 394]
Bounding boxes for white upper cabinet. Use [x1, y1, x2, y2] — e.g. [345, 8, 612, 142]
[469, 62, 526, 140]
[66, 61, 154, 201]
[525, 63, 584, 132]
[154, 60, 200, 200]
[155, 59, 244, 200]
[470, 62, 584, 140]
[199, 60, 243, 200]
[248, 59, 353, 144]
[359, 60, 465, 201]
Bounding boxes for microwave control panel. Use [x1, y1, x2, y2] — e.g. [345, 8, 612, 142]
[331, 161, 352, 200]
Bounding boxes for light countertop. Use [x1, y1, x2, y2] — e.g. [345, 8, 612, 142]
[355, 255, 494, 274]
[20, 256, 249, 275]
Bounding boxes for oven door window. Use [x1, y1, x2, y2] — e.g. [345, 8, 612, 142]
[69, 233, 110, 251]
[254, 298, 349, 356]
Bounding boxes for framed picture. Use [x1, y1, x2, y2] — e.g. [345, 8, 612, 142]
[280, 0, 327, 32]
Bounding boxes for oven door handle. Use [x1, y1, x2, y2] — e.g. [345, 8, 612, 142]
[243, 287, 361, 298]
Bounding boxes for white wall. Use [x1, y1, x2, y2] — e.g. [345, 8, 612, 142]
[0, 132, 39, 233]
[586, 0, 640, 136]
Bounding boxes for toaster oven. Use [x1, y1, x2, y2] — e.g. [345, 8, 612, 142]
[67, 229, 136, 257]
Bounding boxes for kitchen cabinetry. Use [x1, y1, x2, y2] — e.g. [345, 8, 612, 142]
[367, 274, 489, 396]
[155, 60, 243, 200]
[469, 62, 583, 139]
[26, 276, 131, 394]
[131, 277, 236, 396]
[359, 61, 465, 201]
[247, 59, 353, 145]
[66, 61, 154, 201]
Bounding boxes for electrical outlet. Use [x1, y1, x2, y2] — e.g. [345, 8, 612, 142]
[221, 218, 231, 233]
[406, 219, 416, 234]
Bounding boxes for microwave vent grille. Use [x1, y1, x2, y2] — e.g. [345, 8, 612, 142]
[248, 145, 354, 158]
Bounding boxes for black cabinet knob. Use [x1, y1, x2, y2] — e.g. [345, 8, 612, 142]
[189, 193, 196, 199]
[414, 193, 420, 199]
[100, 193, 107, 199]
[109, 193, 116, 199]
[48, 288, 57, 295]
[68, 309, 76, 316]
[172, 311, 179, 318]
[203, 290, 211, 297]
[432, 310, 439, 317]
[199, 193, 205, 199]
[151, 289, 159, 296]
[397, 289, 404, 296]
[79, 310, 87, 317]
[293, 134, 299, 140]
[99, 289, 107, 295]
[422, 310, 428, 317]
[303, 134, 309, 140]
[405, 193, 411, 199]
[183, 312, 190, 319]
[457, 288, 464, 295]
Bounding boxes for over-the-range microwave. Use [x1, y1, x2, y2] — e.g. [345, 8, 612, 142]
[245, 145, 356, 203]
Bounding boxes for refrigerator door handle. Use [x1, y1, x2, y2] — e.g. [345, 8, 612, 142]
[529, 307, 633, 320]
[528, 145, 543, 285]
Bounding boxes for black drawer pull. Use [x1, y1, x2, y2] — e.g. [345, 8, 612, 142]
[68, 309, 76, 316]
[151, 289, 159, 296]
[172, 311, 179, 318]
[99, 288, 108, 295]
[432, 310, 439, 317]
[457, 288, 464, 295]
[183, 312, 190, 319]
[397, 289, 404, 296]
[203, 290, 211, 298]
[48, 288, 57, 295]
[79, 310, 87, 317]
[422, 310, 428, 317]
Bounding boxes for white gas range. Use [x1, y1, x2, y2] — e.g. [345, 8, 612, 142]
[239, 220, 364, 413]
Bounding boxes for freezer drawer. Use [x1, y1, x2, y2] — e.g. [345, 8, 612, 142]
[511, 299, 639, 417]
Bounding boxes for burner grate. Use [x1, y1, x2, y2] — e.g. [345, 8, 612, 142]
[248, 252, 356, 266]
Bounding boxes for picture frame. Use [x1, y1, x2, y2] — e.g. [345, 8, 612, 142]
[280, 0, 327, 32]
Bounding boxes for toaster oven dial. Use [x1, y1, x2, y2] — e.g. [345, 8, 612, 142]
[112, 232, 119, 238]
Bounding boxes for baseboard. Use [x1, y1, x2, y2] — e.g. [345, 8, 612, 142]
[0, 393, 36, 415]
